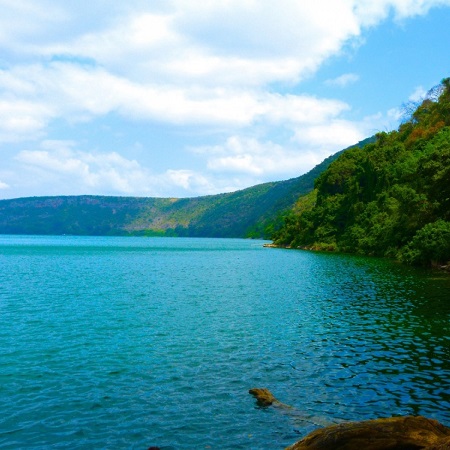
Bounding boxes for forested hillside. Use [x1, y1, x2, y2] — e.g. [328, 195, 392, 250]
[0, 143, 361, 238]
[273, 78, 450, 267]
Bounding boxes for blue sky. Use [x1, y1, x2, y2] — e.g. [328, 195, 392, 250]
[1, 0, 449, 199]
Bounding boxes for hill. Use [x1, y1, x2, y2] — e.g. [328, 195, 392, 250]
[272, 78, 450, 267]
[0, 138, 372, 238]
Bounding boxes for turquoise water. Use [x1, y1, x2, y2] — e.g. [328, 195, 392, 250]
[0, 236, 449, 449]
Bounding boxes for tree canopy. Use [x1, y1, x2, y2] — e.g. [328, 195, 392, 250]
[272, 78, 450, 267]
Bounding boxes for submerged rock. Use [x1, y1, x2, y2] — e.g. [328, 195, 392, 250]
[287, 416, 450, 450]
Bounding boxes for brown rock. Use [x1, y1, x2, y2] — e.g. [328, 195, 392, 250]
[249, 388, 278, 406]
[286, 415, 450, 450]
[427, 436, 450, 449]
[249, 388, 340, 428]
[249, 388, 293, 410]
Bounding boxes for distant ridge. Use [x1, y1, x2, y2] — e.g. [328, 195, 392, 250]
[0, 137, 374, 238]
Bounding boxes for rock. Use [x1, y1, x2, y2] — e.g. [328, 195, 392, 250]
[249, 388, 278, 406]
[427, 437, 450, 450]
[286, 415, 450, 450]
[249, 388, 342, 428]
[249, 388, 450, 449]
[249, 388, 293, 409]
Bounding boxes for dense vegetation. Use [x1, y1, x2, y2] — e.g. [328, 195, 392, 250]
[273, 78, 450, 267]
[0, 146, 356, 238]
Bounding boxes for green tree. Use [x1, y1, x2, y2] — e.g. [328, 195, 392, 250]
[400, 220, 450, 266]
[272, 77, 450, 267]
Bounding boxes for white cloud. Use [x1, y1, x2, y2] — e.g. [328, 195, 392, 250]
[261, 94, 350, 125]
[353, 0, 450, 26]
[1, 0, 448, 142]
[9, 140, 231, 197]
[0, 98, 53, 142]
[165, 169, 214, 192]
[0, 62, 355, 142]
[409, 86, 427, 102]
[4, 0, 446, 59]
[32, 2, 360, 85]
[199, 136, 329, 177]
[196, 111, 390, 179]
[1, 0, 449, 198]
[15, 141, 152, 195]
[387, 107, 404, 123]
[0, 1, 65, 49]
[325, 73, 360, 88]
[293, 120, 365, 149]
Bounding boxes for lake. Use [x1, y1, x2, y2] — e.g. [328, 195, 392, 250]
[0, 236, 449, 449]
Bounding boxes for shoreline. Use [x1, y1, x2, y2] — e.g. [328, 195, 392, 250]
[263, 243, 450, 272]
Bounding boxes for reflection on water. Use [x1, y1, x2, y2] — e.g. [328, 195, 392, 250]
[0, 236, 449, 449]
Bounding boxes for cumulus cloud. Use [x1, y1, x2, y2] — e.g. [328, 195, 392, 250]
[293, 120, 365, 149]
[10, 140, 227, 197]
[33, 2, 359, 84]
[197, 136, 332, 178]
[1, 0, 449, 197]
[1, 0, 448, 141]
[195, 110, 394, 180]
[0, 62, 354, 140]
[15, 141, 152, 195]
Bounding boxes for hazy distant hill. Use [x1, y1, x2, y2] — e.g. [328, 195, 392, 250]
[0, 138, 373, 238]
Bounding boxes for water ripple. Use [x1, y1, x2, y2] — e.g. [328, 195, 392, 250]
[1, 236, 449, 449]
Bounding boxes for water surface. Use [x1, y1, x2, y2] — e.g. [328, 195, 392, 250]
[0, 236, 449, 449]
